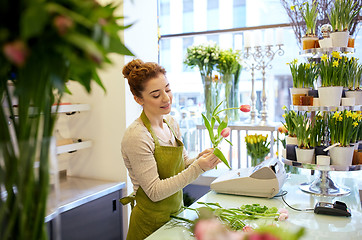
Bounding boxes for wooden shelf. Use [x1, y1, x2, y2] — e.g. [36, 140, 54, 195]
[56, 140, 92, 155]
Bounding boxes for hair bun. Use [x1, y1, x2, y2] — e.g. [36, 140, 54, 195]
[122, 59, 144, 79]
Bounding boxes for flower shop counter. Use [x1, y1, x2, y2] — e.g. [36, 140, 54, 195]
[45, 177, 126, 240]
[146, 173, 362, 240]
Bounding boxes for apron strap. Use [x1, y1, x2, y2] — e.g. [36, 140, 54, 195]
[120, 192, 136, 209]
[163, 118, 183, 147]
[140, 111, 160, 146]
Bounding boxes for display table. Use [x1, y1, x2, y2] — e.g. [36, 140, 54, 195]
[146, 174, 362, 240]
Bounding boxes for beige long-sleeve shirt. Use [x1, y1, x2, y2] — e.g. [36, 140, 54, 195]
[121, 115, 204, 202]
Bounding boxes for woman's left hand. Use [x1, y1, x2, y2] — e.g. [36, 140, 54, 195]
[197, 148, 214, 159]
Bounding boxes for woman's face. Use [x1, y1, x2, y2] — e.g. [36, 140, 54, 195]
[137, 73, 173, 117]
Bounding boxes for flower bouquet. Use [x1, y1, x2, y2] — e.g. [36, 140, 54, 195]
[216, 49, 242, 119]
[169, 202, 305, 240]
[245, 134, 270, 166]
[202, 101, 250, 169]
[184, 42, 220, 118]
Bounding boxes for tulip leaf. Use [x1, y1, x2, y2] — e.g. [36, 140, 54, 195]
[202, 113, 215, 143]
[213, 148, 231, 169]
[212, 100, 224, 116]
[217, 120, 227, 136]
[225, 139, 233, 146]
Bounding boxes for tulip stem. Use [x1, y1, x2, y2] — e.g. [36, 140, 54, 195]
[214, 107, 239, 116]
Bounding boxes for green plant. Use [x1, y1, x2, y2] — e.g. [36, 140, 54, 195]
[319, 51, 349, 87]
[328, 110, 361, 147]
[201, 101, 246, 169]
[295, 1, 318, 35]
[184, 42, 220, 81]
[281, 106, 297, 137]
[245, 134, 270, 159]
[292, 112, 312, 149]
[0, 0, 133, 239]
[309, 112, 327, 148]
[328, 0, 362, 32]
[345, 57, 362, 90]
[287, 59, 318, 88]
[170, 202, 305, 240]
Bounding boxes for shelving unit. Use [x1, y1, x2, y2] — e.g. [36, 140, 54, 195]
[291, 105, 362, 112]
[56, 140, 92, 155]
[299, 47, 355, 57]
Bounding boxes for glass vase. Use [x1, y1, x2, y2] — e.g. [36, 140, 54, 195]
[230, 80, 240, 122]
[202, 74, 214, 119]
[222, 73, 233, 111]
[249, 155, 267, 167]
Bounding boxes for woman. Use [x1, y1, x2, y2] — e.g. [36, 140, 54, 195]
[121, 59, 221, 240]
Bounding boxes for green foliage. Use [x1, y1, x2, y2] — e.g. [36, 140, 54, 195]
[216, 49, 241, 75]
[287, 59, 318, 88]
[309, 112, 327, 148]
[0, 1, 133, 239]
[292, 112, 312, 149]
[245, 134, 270, 159]
[328, 0, 362, 32]
[318, 52, 350, 87]
[328, 110, 362, 147]
[281, 106, 298, 137]
[296, 1, 318, 35]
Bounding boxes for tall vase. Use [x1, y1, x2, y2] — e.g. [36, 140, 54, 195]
[202, 74, 214, 119]
[222, 73, 233, 111]
[230, 78, 240, 122]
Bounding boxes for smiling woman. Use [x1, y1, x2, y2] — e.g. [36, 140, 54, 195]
[120, 59, 222, 240]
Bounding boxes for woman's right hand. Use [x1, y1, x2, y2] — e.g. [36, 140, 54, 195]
[196, 151, 221, 171]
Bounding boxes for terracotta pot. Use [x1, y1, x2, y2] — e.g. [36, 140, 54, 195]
[302, 36, 318, 50]
[348, 37, 355, 48]
[290, 88, 310, 105]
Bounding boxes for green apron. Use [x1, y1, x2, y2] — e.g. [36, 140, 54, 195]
[121, 111, 185, 240]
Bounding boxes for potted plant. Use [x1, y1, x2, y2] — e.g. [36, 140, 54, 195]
[287, 59, 318, 105]
[216, 48, 242, 120]
[328, 110, 360, 165]
[317, 52, 345, 106]
[292, 112, 315, 164]
[0, 1, 133, 239]
[329, 0, 362, 48]
[245, 133, 271, 166]
[345, 57, 362, 105]
[310, 112, 328, 159]
[291, 1, 318, 50]
[184, 42, 220, 119]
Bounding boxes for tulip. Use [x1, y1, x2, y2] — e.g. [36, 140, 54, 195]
[53, 15, 74, 35]
[3, 40, 28, 67]
[278, 212, 289, 221]
[220, 127, 231, 138]
[243, 225, 254, 232]
[240, 104, 251, 112]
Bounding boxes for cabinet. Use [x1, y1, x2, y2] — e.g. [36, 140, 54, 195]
[46, 177, 125, 240]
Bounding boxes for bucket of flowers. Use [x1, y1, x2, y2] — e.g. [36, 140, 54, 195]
[245, 133, 270, 166]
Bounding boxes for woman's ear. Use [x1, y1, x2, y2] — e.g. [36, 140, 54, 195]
[134, 95, 144, 106]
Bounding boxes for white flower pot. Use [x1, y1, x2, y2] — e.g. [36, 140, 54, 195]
[345, 91, 362, 105]
[316, 155, 330, 165]
[341, 97, 355, 106]
[319, 38, 332, 48]
[318, 86, 343, 107]
[313, 98, 319, 106]
[289, 88, 310, 105]
[329, 146, 354, 166]
[331, 31, 349, 48]
[296, 147, 315, 164]
[285, 136, 298, 145]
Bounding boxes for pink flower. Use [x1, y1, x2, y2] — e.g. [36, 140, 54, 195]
[53, 15, 74, 35]
[221, 127, 231, 138]
[194, 219, 225, 240]
[3, 40, 28, 67]
[278, 212, 288, 221]
[240, 105, 251, 112]
[278, 208, 288, 215]
[243, 225, 254, 232]
[249, 233, 279, 240]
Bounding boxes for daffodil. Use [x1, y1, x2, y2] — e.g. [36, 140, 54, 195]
[331, 51, 341, 59]
[353, 122, 359, 127]
[333, 60, 339, 67]
[291, 5, 296, 11]
[321, 54, 328, 62]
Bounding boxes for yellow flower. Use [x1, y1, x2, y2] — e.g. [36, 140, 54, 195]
[352, 112, 359, 120]
[282, 105, 287, 110]
[338, 116, 343, 121]
[291, 5, 296, 11]
[353, 122, 358, 127]
[331, 51, 341, 59]
[332, 112, 340, 119]
[306, 63, 311, 69]
[282, 114, 286, 118]
[346, 110, 353, 118]
[292, 59, 298, 65]
[321, 54, 328, 62]
[333, 60, 339, 67]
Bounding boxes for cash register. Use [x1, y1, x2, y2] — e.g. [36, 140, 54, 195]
[210, 158, 287, 198]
